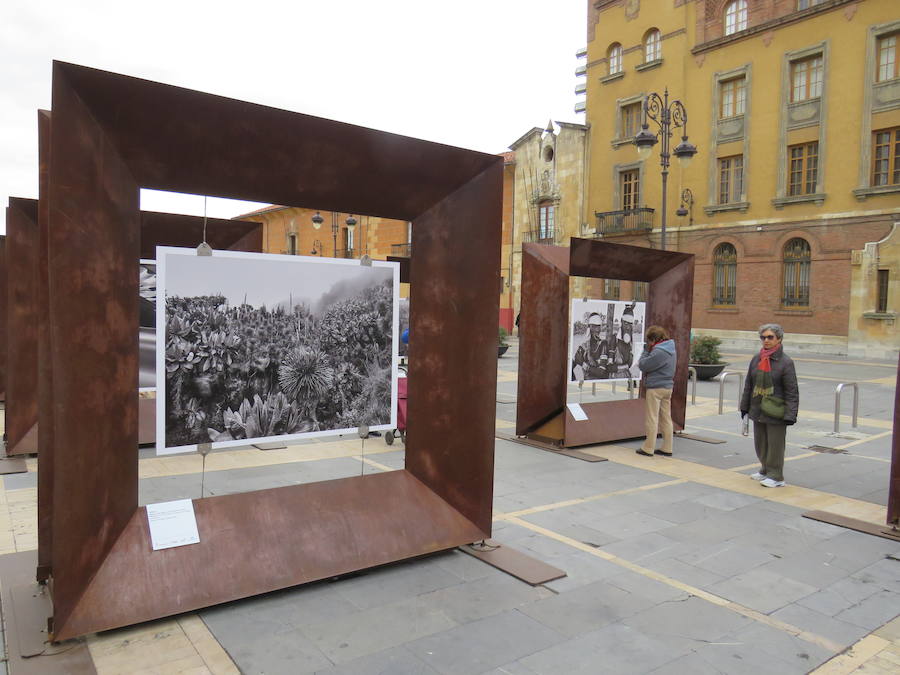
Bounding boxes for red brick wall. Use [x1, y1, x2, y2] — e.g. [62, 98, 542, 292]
[606, 214, 893, 336]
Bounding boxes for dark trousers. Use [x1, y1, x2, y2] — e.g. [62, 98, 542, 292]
[752, 421, 787, 481]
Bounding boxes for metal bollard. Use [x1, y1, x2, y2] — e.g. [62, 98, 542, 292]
[834, 382, 859, 433]
[687, 367, 697, 405]
[717, 371, 744, 415]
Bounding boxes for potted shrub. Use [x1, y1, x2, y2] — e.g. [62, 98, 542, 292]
[498, 327, 510, 357]
[689, 335, 728, 380]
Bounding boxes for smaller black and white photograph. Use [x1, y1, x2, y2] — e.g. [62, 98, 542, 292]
[569, 299, 645, 383]
[156, 247, 399, 455]
[398, 297, 409, 358]
[139, 259, 156, 391]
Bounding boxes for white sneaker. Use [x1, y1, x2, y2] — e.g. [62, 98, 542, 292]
[750, 472, 766, 481]
[760, 478, 785, 488]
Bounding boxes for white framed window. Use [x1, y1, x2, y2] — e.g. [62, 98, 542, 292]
[644, 30, 661, 62]
[725, 0, 748, 36]
[608, 43, 623, 75]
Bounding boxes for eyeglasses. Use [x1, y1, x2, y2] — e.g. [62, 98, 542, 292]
[760, 334, 777, 341]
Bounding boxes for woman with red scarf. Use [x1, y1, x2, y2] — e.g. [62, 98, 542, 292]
[739, 324, 799, 487]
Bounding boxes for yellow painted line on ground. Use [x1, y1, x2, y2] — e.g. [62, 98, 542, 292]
[496, 371, 518, 382]
[810, 634, 891, 674]
[494, 478, 686, 520]
[139, 438, 393, 480]
[354, 456, 395, 473]
[582, 444, 887, 523]
[87, 614, 239, 675]
[686, 423, 809, 448]
[866, 376, 897, 386]
[835, 430, 893, 450]
[505, 515, 843, 653]
[495, 418, 516, 429]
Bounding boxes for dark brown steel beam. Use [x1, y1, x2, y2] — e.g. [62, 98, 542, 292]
[0, 235, 6, 403]
[887, 355, 900, 527]
[5, 198, 40, 456]
[515, 244, 570, 436]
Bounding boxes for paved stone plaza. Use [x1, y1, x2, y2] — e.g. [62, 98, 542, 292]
[0, 339, 898, 674]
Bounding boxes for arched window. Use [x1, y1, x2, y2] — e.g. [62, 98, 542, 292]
[608, 43, 623, 75]
[644, 30, 661, 63]
[782, 238, 811, 307]
[725, 0, 748, 36]
[712, 243, 737, 306]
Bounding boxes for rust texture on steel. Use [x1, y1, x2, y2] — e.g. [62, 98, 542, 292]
[515, 244, 570, 436]
[36, 109, 53, 582]
[888, 355, 900, 526]
[46, 61, 500, 639]
[386, 255, 410, 284]
[139, 211, 262, 258]
[0, 234, 6, 402]
[6, 198, 40, 456]
[515, 239, 694, 446]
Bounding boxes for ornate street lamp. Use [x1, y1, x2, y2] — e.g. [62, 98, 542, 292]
[633, 89, 698, 250]
[345, 215, 357, 257]
[311, 210, 339, 256]
[676, 188, 694, 226]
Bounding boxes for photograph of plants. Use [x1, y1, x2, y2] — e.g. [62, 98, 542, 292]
[156, 247, 398, 454]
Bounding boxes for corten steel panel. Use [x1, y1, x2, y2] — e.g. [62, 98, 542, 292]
[515, 239, 693, 445]
[405, 164, 502, 534]
[55, 62, 494, 220]
[47, 61, 501, 639]
[386, 255, 410, 284]
[37, 109, 53, 581]
[6, 199, 40, 456]
[49, 66, 141, 637]
[888, 356, 900, 526]
[563, 400, 648, 447]
[515, 244, 570, 436]
[139, 212, 261, 258]
[55, 471, 485, 638]
[0, 235, 6, 402]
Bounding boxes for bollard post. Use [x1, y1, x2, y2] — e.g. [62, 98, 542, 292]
[688, 367, 697, 405]
[834, 382, 859, 433]
[717, 371, 744, 415]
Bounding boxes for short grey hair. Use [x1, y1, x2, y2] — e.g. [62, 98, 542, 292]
[758, 323, 784, 340]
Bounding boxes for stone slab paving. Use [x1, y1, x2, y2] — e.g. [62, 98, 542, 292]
[0, 342, 898, 674]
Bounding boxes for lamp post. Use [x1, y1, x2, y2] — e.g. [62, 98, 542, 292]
[633, 89, 697, 251]
[676, 188, 694, 226]
[311, 211, 339, 256]
[345, 215, 357, 257]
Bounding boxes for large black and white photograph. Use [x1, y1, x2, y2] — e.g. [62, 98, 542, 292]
[156, 247, 399, 455]
[569, 299, 646, 383]
[139, 259, 156, 391]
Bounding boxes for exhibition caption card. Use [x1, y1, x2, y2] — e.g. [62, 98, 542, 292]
[146, 499, 201, 550]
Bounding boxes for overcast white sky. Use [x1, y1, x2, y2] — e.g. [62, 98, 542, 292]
[0, 0, 586, 231]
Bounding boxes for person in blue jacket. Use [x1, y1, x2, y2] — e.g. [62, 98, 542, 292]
[636, 325, 677, 457]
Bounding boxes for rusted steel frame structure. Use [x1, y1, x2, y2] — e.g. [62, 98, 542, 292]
[5, 198, 40, 456]
[0, 234, 6, 403]
[888, 355, 900, 528]
[44, 61, 501, 639]
[516, 238, 694, 447]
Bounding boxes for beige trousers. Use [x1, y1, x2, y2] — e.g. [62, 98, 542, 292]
[641, 388, 673, 453]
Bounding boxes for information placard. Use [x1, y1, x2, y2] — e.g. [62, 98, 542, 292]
[146, 499, 201, 551]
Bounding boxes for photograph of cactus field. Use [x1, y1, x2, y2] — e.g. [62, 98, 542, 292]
[155, 247, 399, 455]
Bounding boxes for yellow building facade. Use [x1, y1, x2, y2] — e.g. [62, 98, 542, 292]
[583, 0, 899, 357]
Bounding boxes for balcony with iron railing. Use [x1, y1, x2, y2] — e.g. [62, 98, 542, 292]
[391, 242, 411, 257]
[335, 248, 356, 259]
[523, 228, 556, 244]
[588, 207, 655, 237]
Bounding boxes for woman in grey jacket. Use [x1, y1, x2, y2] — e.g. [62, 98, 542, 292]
[636, 326, 676, 457]
[740, 323, 799, 488]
